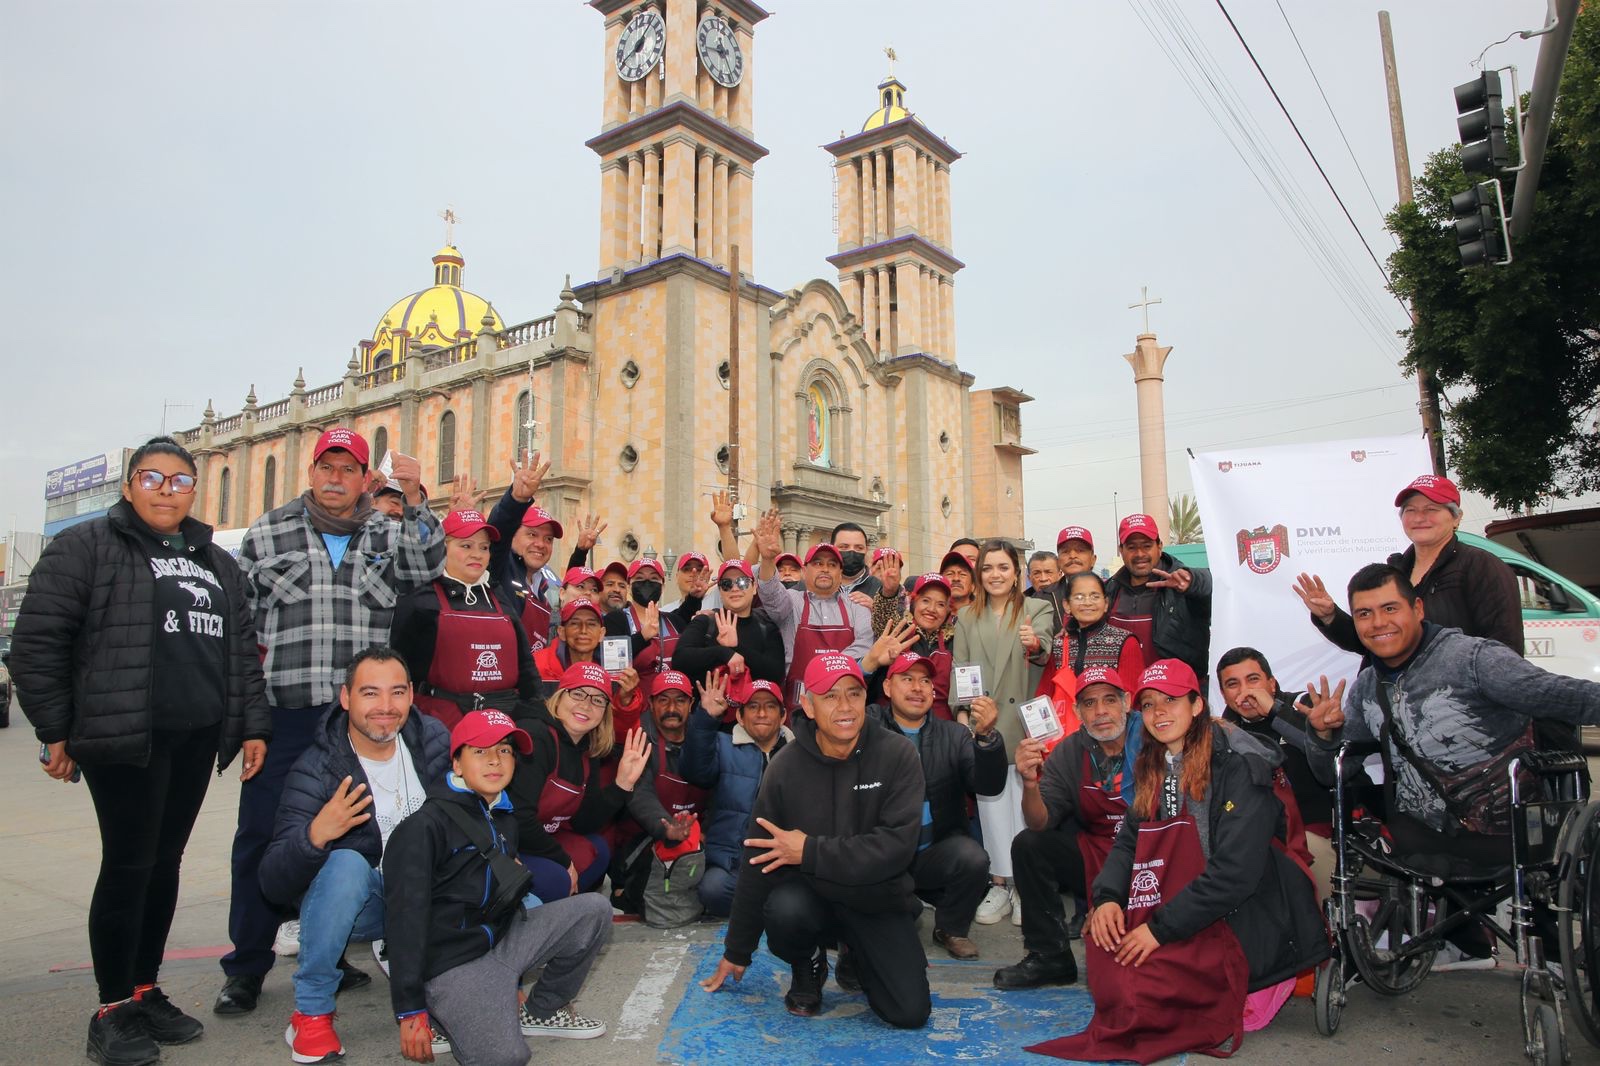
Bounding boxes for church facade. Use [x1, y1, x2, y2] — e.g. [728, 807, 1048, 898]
[179, 0, 1032, 570]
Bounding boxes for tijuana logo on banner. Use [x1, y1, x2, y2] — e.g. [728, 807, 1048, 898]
[1350, 450, 1367, 462]
[1217, 460, 1233, 473]
[1235, 524, 1291, 575]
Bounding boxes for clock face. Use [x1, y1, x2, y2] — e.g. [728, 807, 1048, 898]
[616, 9, 666, 82]
[696, 15, 743, 88]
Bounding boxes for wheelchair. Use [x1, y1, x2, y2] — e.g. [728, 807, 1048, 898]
[1311, 742, 1599, 1064]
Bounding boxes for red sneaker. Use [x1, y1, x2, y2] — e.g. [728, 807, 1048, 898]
[284, 1011, 344, 1064]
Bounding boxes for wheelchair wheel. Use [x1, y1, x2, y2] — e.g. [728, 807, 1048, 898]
[1531, 1003, 1567, 1066]
[1313, 953, 1344, 1036]
[1556, 799, 1600, 1048]
[1346, 901, 1435, 996]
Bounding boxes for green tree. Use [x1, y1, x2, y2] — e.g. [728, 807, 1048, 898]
[1385, 5, 1600, 510]
[1169, 493, 1204, 544]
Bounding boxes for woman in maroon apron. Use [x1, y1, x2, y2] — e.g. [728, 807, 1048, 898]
[506, 661, 654, 901]
[391, 510, 540, 730]
[1029, 659, 1327, 1063]
[901, 573, 956, 720]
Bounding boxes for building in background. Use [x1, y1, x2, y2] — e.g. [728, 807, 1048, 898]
[43, 451, 130, 536]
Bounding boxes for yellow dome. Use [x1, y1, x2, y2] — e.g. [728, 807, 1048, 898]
[862, 75, 910, 131]
[366, 244, 503, 367]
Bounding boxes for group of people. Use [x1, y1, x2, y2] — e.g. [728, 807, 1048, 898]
[11, 421, 1600, 1065]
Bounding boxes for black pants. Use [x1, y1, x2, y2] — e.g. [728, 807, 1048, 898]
[81, 726, 220, 1004]
[221, 705, 319, 978]
[911, 833, 991, 937]
[1011, 824, 1088, 956]
[763, 879, 930, 1029]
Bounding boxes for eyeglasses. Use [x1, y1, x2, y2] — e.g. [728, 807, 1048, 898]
[565, 690, 610, 710]
[1069, 593, 1104, 603]
[132, 469, 197, 494]
[718, 576, 754, 591]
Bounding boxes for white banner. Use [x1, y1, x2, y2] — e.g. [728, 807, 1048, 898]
[1188, 433, 1432, 708]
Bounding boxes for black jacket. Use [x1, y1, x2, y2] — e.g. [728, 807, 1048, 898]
[1104, 553, 1213, 680]
[11, 500, 270, 768]
[723, 716, 924, 966]
[1221, 691, 1331, 825]
[1312, 535, 1524, 657]
[506, 703, 629, 868]
[1092, 723, 1328, 991]
[671, 609, 786, 685]
[389, 576, 541, 704]
[871, 705, 1007, 842]
[259, 705, 451, 905]
[382, 778, 525, 1020]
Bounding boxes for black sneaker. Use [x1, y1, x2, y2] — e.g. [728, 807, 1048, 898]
[87, 1002, 160, 1066]
[134, 987, 203, 1045]
[993, 950, 1079, 990]
[1066, 911, 1087, 941]
[784, 948, 829, 1016]
[336, 957, 371, 994]
[834, 944, 861, 992]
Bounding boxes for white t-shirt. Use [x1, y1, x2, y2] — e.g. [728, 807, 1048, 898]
[358, 741, 425, 851]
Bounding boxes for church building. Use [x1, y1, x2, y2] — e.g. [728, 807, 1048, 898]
[179, 0, 1032, 570]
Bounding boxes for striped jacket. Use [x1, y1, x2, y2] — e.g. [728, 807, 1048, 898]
[240, 496, 443, 709]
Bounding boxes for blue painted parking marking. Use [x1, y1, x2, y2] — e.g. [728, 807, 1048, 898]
[658, 942, 1186, 1065]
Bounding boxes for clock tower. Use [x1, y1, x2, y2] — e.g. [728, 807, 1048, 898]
[570, 0, 778, 560]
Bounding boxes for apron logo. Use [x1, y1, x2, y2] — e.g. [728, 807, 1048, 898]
[474, 650, 500, 670]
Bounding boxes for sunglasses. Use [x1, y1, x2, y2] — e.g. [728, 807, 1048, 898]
[132, 469, 197, 494]
[718, 575, 754, 591]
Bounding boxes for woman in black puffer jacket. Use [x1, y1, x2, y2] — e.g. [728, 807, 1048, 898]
[11, 436, 270, 1066]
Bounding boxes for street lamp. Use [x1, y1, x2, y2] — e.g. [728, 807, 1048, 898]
[643, 544, 658, 565]
[663, 548, 679, 578]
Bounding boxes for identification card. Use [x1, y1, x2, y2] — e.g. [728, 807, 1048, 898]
[600, 636, 633, 674]
[1018, 696, 1063, 743]
[951, 662, 984, 705]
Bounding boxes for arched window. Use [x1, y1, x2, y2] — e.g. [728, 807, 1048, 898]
[372, 426, 389, 468]
[515, 390, 534, 456]
[217, 467, 232, 527]
[262, 456, 277, 511]
[438, 411, 456, 484]
[806, 383, 832, 469]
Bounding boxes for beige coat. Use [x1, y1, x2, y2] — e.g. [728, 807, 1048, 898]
[952, 596, 1055, 761]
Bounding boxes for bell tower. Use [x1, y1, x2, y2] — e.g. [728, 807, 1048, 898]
[824, 62, 963, 361]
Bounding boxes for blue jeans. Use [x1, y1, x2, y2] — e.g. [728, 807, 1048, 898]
[699, 863, 737, 917]
[522, 835, 610, 903]
[295, 849, 384, 1015]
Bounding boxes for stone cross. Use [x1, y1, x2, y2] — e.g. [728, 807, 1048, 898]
[884, 46, 896, 74]
[439, 205, 462, 246]
[1128, 285, 1162, 334]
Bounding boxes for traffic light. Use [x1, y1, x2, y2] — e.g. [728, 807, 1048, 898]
[1451, 180, 1507, 267]
[1454, 71, 1507, 175]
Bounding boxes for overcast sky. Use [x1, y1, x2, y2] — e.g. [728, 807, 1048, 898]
[0, 0, 1566, 549]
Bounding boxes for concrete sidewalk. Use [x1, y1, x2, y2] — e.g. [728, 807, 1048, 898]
[0, 712, 1582, 1065]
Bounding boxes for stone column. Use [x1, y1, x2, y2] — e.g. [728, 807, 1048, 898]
[894, 262, 921, 355]
[861, 268, 878, 355]
[599, 158, 627, 271]
[625, 151, 643, 265]
[641, 144, 660, 261]
[835, 159, 859, 249]
[713, 157, 730, 267]
[731, 166, 753, 271]
[696, 148, 713, 259]
[872, 151, 888, 244]
[891, 143, 917, 234]
[936, 164, 951, 248]
[1123, 333, 1174, 537]
[660, 137, 695, 256]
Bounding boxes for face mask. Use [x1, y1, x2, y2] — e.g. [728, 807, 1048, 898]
[631, 580, 662, 606]
[781, 579, 803, 591]
[839, 550, 867, 576]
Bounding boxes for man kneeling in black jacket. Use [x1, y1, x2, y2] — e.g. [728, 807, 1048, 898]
[871, 652, 1006, 960]
[384, 709, 612, 1065]
[701, 653, 930, 1029]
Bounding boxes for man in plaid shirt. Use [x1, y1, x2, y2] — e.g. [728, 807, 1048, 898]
[214, 427, 443, 1017]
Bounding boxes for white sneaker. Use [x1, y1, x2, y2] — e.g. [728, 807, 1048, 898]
[1433, 941, 1497, 972]
[430, 1020, 451, 1054]
[273, 920, 301, 957]
[1010, 888, 1022, 927]
[372, 938, 390, 978]
[519, 1003, 607, 1039]
[975, 884, 1012, 925]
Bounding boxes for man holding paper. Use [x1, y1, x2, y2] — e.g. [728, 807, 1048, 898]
[870, 652, 1008, 960]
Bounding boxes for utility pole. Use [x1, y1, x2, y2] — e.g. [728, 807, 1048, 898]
[1379, 10, 1448, 477]
[1509, 0, 1580, 240]
[727, 244, 742, 521]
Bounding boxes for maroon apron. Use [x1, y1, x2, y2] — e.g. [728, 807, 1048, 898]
[783, 593, 855, 717]
[653, 744, 709, 820]
[414, 583, 521, 730]
[1074, 747, 1129, 888]
[537, 725, 599, 872]
[520, 574, 553, 654]
[926, 635, 954, 722]
[1028, 815, 1249, 1063]
[628, 605, 680, 689]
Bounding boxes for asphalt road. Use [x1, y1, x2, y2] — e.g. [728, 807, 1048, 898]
[0, 710, 1588, 1066]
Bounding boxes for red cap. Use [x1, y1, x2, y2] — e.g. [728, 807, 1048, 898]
[558, 660, 611, 694]
[886, 652, 933, 678]
[939, 550, 974, 573]
[1394, 474, 1460, 507]
[775, 552, 803, 569]
[718, 558, 754, 581]
[628, 559, 664, 581]
[563, 566, 600, 589]
[650, 670, 694, 697]
[802, 652, 864, 693]
[804, 543, 843, 565]
[518, 506, 564, 537]
[599, 561, 629, 582]
[442, 509, 498, 542]
[450, 709, 533, 756]
[1056, 525, 1094, 549]
[312, 427, 370, 467]
[1118, 514, 1161, 545]
[912, 572, 952, 597]
[1136, 659, 1201, 698]
[742, 679, 784, 705]
[1076, 666, 1127, 694]
[559, 597, 603, 624]
[871, 547, 903, 565]
[676, 551, 710, 570]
